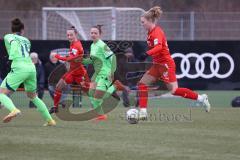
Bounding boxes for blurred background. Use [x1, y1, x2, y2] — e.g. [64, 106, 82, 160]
[0, 0, 240, 108]
[0, 2, 240, 160]
[0, 0, 239, 40]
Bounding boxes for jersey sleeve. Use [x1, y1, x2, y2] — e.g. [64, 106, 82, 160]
[103, 44, 116, 74]
[104, 44, 114, 59]
[56, 42, 83, 62]
[27, 39, 31, 52]
[110, 54, 117, 74]
[82, 57, 93, 65]
[4, 34, 14, 44]
[55, 54, 79, 62]
[146, 29, 163, 57]
[4, 34, 18, 60]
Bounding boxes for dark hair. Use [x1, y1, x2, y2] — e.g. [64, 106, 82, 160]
[68, 26, 77, 34]
[92, 24, 103, 34]
[142, 6, 163, 22]
[11, 18, 24, 33]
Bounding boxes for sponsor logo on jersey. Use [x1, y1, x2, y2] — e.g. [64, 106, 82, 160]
[154, 39, 158, 46]
[72, 48, 77, 55]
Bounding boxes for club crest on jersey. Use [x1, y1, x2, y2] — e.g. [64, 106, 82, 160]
[71, 48, 77, 55]
[154, 39, 158, 46]
[163, 71, 168, 78]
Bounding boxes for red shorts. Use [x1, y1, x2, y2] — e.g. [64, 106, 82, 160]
[147, 62, 177, 83]
[62, 71, 89, 85]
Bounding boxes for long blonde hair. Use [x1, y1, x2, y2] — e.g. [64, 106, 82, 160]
[142, 6, 163, 23]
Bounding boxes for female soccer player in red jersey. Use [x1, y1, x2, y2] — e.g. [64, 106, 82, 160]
[137, 6, 211, 119]
[49, 26, 90, 114]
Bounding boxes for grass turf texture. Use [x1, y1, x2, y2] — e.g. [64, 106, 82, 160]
[0, 91, 240, 160]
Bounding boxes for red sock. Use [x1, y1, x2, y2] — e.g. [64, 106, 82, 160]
[54, 89, 62, 108]
[137, 83, 148, 109]
[173, 88, 198, 100]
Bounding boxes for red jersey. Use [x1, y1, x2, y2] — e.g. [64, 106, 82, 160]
[68, 40, 85, 75]
[56, 40, 86, 75]
[146, 26, 173, 64]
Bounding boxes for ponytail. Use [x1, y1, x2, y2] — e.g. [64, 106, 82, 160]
[92, 24, 103, 34]
[142, 6, 163, 22]
[68, 26, 78, 34]
[11, 18, 24, 33]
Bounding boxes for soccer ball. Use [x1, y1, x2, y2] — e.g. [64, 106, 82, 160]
[126, 108, 139, 124]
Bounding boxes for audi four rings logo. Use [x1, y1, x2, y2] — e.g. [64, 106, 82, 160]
[171, 53, 234, 79]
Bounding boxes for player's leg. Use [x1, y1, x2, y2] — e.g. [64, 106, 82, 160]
[112, 79, 129, 101]
[90, 77, 105, 113]
[48, 79, 67, 114]
[137, 71, 157, 120]
[167, 81, 211, 112]
[26, 92, 56, 126]
[89, 78, 123, 102]
[0, 88, 15, 112]
[50, 73, 72, 114]
[167, 81, 198, 100]
[0, 71, 25, 122]
[92, 89, 106, 120]
[24, 72, 56, 126]
[81, 72, 91, 93]
[165, 64, 211, 112]
[0, 88, 21, 123]
[73, 72, 91, 96]
[89, 76, 112, 121]
[54, 79, 67, 107]
[113, 80, 127, 91]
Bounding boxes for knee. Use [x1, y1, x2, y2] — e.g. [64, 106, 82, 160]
[56, 80, 66, 91]
[0, 88, 12, 95]
[27, 92, 37, 99]
[137, 82, 147, 89]
[137, 82, 144, 87]
[170, 87, 177, 94]
[55, 84, 61, 90]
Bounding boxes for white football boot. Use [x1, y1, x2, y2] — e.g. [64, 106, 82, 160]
[139, 108, 148, 120]
[199, 94, 211, 112]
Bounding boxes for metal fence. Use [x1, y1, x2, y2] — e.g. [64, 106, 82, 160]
[0, 9, 239, 40]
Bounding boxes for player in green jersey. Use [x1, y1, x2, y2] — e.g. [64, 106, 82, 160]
[0, 18, 56, 126]
[83, 25, 125, 121]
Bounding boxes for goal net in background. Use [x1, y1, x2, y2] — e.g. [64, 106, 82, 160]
[42, 7, 146, 41]
[42, 7, 240, 41]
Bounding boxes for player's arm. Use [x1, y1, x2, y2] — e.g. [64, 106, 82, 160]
[55, 54, 82, 62]
[104, 44, 116, 79]
[82, 57, 93, 65]
[104, 44, 114, 59]
[55, 48, 83, 62]
[146, 31, 163, 57]
[110, 54, 117, 75]
[4, 35, 18, 59]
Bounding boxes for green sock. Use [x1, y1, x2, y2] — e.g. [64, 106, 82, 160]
[104, 85, 116, 99]
[31, 97, 53, 121]
[0, 93, 16, 112]
[92, 98, 104, 115]
[106, 85, 116, 95]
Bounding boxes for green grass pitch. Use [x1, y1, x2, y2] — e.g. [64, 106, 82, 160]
[0, 91, 240, 160]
